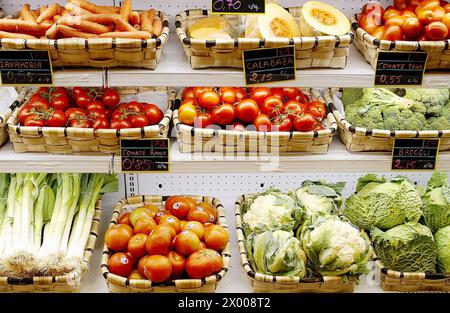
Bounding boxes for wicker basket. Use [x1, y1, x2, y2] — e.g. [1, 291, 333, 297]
[101, 195, 231, 293]
[0, 11, 169, 70]
[0, 87, 29, 148]
[374, 252, 450, 292]
[326, 88, 450, 152]
[7, 87, 175, 154]
[235, 194, 355, 293]
[176, 8, 353, 69]
[174, 88, 337, 153]
[0, 200, 102, 293]
[352, 16, 450, 70]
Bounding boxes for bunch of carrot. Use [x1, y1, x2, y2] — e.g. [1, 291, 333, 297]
[0, 0, 163, 40]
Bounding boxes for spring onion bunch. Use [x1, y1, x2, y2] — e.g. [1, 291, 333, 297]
[0, 173, 117, 279]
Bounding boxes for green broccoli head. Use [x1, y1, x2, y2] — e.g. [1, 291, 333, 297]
[404, 89, 450, 117]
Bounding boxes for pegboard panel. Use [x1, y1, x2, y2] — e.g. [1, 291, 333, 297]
[2, 0, 392, 17]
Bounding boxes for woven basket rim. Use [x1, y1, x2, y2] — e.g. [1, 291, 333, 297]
[235, 193, 357, 285]
[6, 88, 176, 138]
[101, 195, 231, 290]
[176, 7, 354, 46]
[351, 15, 450, 50]
[1, 10, 170, 47]
[0, 88, 29, 128]
[174, 88, 337, 139]
[0, 199, 102, 286]
[326, 88, 450, 138]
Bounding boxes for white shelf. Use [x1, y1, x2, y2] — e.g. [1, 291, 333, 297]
[53, 69, 104, 87]
[111, 140, 450, 174]
[0, 143, 113, 173]
[103, 33, 449, 88]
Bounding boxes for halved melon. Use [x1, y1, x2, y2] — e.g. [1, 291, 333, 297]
[245, 3, 301, 39]
[190, 28, 232, 40]
[300, 1, 350, 36]
[188, 17, 231, 37]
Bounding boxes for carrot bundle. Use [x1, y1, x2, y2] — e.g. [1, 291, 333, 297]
[1, 1, 164, 40]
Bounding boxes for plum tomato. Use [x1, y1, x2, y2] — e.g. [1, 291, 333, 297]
[108, 252, 134, 277]
[168, 251, 186, 278]
[307, 101, 327, 120]
[127, 233, 149, 259]
[293, 113, 316, 132]
[211, 104, 236, 126]
[204, 225, 229, 251]
[186, 249, 222, 279]
[236, 99, 259, 123]
[102, 88, 120, 108]
[425, 21, 449, 40]
[140, 255, 172, 283]
[250, 87, 271, 106]
[198, 90, 221, 110]
[382, 25, 404, 40]
[175, 230, 201, 256]
[105, 224, 134, 251]
[261, 96, 284, 118]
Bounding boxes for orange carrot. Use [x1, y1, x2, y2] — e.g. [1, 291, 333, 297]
[148, 9, 155, 23]
[45, 23, 58, 39]
[0, 31, 37, 39]
[20, 4, 36, 22]
[61, 9, 70, 16]
[120, 0, 132, 22]
[0, 19, 50, 32]
[60, 19, 112, 35]
[113, 16, 136, 32]
[100, 31, 153, 39]
[140, 11, 152, 33]
[130, 11, 140, 25]
[100, 6, 121, 13]
[65, 3, 94, 16]
[36, 3, 59, 24]
[53, 15, 61, 23]
[67, 0, 115, 14]
[39, 6, 48, 15]
[56, 24, 98, 38]
[152, 18, 162, 37]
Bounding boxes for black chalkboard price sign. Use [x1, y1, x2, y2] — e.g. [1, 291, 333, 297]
[0, 50, 53, 86]
[211, 0, 265, 14]
[375, 51, 427, 86]
[391, 138, 440, 171]
[243, 45, 296, 85]
[120, 139, 169, 173]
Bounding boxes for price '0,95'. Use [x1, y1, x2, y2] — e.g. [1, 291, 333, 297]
[213, 0, 242, 11]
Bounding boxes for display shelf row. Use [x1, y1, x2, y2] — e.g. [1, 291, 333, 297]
[1, 140, 450, 173]
[48, 34, 450, 88]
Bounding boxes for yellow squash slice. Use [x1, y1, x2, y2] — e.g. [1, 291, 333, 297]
[300, 1, 350, 36]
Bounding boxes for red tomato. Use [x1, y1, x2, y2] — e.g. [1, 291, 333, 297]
[175, 230, 201, 256]
[108, 252, 134, 277]
[261, 96, 284, 118]
[105, 224, 134, 251]
[24, 115, 45, 127]
[143, 104, 164, 125]
[294, 91, 310, 103]
[250, 87, 271, 106]
[140, 255, 172, 283]
[314, 123, 326, 131]
[307, 101, 327, 120]
[254, 114, 272, 132]
[235, 88, 247, 102]
[204, 225, 229, 251]
[382, 25, 404, 40]
[407, 0, 422, 10]
[293, 113, 316, 132]
[444, 13, 450, 33]
[66, 108, 87, 119]
[168, 251, 186, 278]
[127, 233, 148, 259]
[102, 88, 120, 108]
[402, 17, 424, 39]
[72, 87, 85, 97]
[166, 196, 196, 220]
[362, 1, 385, 16]
[193, 87, 213, 100]
[385, 15, 407, 27]
[50, 87, 68, 98]
[272, 115, 293, 132]
[86, 100, 105, 112]
[110, 119, 132, 129]
[198, 90, 221, 109]
[359, 13, 382, 34]
[19, 100, 49, 124]
[394, 0, 408, 10]
[284, 100, 306, 118]
[384, 8, 402, 21]
[92, 118, 109, 130]
[220, 88, 237, 104]
[232, 123, 246, 131]
[126, 101, 144, 113]
[89, 108, 107, 120]
[130, 115, 150, 128]
[270, 88, 284, 100]
[182, 87, 195, 99]
[236, 99, 259, 123]
[186, 249, 222, 279]
[181, 98, 196, 107]
[211, 104, 236, 126]
[118, 212, 132, 227]
[426, 21, 449, 39]
[282, 87, 300, 100]
[74, 91, 91, 108]
[111, 108, 126, 121]
[50, 95, 70, 111]
[194, 113, 213, 128]
[46, 110, 68, 127]
[69, 118, 92, 128]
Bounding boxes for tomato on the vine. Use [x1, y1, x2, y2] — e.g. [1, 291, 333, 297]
[261, 96, 284, 118]
[250, 87, 271, 106]
[46, 110, 67, 127]
[236, 99, 259, 123]
[284, 100, 306, 118]
[194, 113, 213, 128]
[74, 90, 91, 108]
[51, 95, 70, 111]
[211, 104, 236, 125]
[69, 118, 92, 128]
[220, 88, 237, 104]
[143, 103, 164, 125]
[126, 101, 144, 114]
[110, 119, 132, 129]
[66, 108, 88, 120]
[89, 108, 107, 120]
[293, 113, 316, 132]
[102, 88, 120, 108]
[182, 87, 195, 99]
[198, 90, 221, 109]
[130, 115, 150, 128]
[282, 87, 300, 100]
[254, 114, 272, 132]
[24, 115, 45, 127]
[272, 115, 293, 132]
[92, 118, 110, 130]
[193, 87, 213, 100]
[307, 101, 327, 120]
[178, 103, 197, 125]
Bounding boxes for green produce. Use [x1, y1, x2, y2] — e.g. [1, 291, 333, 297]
[246, 230, 307, 277]
[344, 174, 422, 231]
[371, 223, 437, 273]
[289, 180, 345, 218]
[300, 216, 371, 277]
[422, 172, 450, 233]
[435, 226, 450, 273]
[0, 173, 117, 279]
[342, 88, 450, 131]
[242, 188, 302, 235]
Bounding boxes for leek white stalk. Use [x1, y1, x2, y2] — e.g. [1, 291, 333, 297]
[59, 174, 82, 255]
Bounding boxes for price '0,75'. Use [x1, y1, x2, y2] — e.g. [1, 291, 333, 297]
[213, 0, 242, 11]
